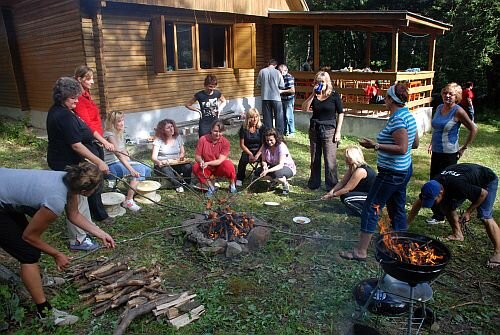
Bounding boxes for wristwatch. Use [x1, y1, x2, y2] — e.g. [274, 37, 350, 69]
[374, 143, 380, 151]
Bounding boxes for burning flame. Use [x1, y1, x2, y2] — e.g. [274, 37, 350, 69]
[204, 199, 255, 241]
[378, 211, 444, 266]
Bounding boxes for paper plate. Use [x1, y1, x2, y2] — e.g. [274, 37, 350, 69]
[264, 201, 280, 206]
[293, 216, 311, 225]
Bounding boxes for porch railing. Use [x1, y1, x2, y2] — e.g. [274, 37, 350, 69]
[291, 71, 434, 116]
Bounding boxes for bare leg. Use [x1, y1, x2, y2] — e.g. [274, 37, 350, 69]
[127, 180, 138, 201]
[355, 231, 373, 258]
[445, 209, 464, 241]
[483, 218, 500, 264]
[20, 263, 45, 304]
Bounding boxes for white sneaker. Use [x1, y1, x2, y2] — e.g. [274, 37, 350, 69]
[236, 180, 243, 187]
[176, 186, 184, 193]
[42, 274, 65, 287]
[426, 217, 445, 225]
[122, 199, 141, 212]
[39, 308, 79, 326]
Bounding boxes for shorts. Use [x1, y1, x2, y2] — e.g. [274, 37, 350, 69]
[478, 176, 498, 220]
[0, 210, 41, 264]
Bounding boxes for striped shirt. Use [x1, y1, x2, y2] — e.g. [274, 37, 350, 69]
[376, 106, 417, 171]
[280, 73, 295, 101]
[431, 104, 461, 153]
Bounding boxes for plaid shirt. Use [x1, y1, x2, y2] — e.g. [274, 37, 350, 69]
[281, 73, 295, 101]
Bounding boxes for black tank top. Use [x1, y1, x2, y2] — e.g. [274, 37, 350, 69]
[353, 164, 376, 193]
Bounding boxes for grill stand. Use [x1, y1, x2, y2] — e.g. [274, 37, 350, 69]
[354, 265, 431, 335]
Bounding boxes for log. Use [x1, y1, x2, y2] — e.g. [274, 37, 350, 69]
[93, 301, 112, 316]
[153, 293, 197, 316]
[111, 287, 144, 308]
[127, 296, 148, 308]
[98, 279, 151, 293]
[113, 294, 180, 335]
[168, 305, 205, 329]
[95, 292, 116, 302]
[86, 262, 117, 279]
[165, 299, 201, 319]
[93, 264, 129, 279]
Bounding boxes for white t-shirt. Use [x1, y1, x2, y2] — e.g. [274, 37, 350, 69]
[153, 136, 184, 161]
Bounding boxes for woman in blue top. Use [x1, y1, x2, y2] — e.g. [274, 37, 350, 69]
[340, 83, 419, 261]
[426, 83, 477, 224]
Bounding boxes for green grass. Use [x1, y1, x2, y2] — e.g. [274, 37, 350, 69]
[0, 116, 499, 334]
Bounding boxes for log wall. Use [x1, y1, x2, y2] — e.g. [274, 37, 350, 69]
[100, 7, 268, 114]
[8, 0, 85, 111]
[0, 12, 21, 109]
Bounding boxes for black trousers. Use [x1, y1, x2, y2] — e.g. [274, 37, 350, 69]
[430, 152, 458, 220]
[88, 145, 109, 221]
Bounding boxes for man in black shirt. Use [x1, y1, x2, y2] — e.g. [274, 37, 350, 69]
[408, 163, 499, 268]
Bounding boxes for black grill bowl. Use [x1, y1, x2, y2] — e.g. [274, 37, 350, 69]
[375, 232, 451, 285]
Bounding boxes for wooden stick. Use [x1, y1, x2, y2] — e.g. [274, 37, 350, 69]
[168, 305, 205, 329]
[98, 279, 151, 293]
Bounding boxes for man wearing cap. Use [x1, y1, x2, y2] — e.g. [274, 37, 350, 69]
[408, 163, 500, 268]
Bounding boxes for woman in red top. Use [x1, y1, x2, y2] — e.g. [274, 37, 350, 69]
[192, 120, 236, 197]
[74, 65, 114, 151]
[73, 65, 114, 224]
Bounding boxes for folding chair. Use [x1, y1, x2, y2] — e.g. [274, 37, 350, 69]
[246, 160, 261, 183]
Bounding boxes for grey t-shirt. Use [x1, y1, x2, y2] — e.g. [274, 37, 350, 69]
[103, 130, 125, 165]
[153, 136, 184, 161]
[0, 168, 68, 216]
[256, 66, 284, 101]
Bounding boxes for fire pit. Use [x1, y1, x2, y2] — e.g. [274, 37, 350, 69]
[375, 232, 451, 286]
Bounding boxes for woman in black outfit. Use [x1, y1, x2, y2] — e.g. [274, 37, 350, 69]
[236, 108, 265, 186]
[302, 71, 344, 190]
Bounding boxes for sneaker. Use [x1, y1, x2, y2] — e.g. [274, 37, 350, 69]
[107, 179, 116, 189]
[282, 183, 290, 195]
[229, 184, 237, 194]
[69, 237, 100, 252]
[122, 199, 141, 212]
[426, 217, 445, 225]
[39, 308, 79, 326]
[235, 180, 243, 187]
[286, 133, 295, 137]
[41, 274, 65, 287]
[175, 186, 185, 193]
[206, 187, 216, 198]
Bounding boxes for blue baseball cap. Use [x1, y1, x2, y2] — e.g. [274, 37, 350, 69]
[420, 180, 442, 208]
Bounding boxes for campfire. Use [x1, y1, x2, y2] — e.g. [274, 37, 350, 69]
[204, 199, 255, 241]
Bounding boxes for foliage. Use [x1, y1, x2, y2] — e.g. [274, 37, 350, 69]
[0, 117, 47, 149]
[0, 284, 25, 330]
[300, 0, 499, 108]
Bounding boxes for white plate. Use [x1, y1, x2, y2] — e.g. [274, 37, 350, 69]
[264, 201, 280, 206]
[293, 216, 311, 225]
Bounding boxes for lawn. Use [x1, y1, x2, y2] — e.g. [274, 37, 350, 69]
[0, 115, 499, 335]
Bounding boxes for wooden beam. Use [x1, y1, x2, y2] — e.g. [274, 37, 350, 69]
[313, 24, 319, 72]
[93, 3, 109, 114]
[364, 32, 371, 68]
[194, 23, 200, 70]
[391, 28, 399, 72]
[428, 34, 436, 71]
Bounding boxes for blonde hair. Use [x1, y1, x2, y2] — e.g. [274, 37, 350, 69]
[345, 146, 366, 172]
[441, 82, 463, 104]
[243, 108, 262, 130]
[105, 111, 125, 141]
[314, 71, 333, 96]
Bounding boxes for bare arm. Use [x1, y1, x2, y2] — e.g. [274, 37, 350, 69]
[107, 134, 139, 177]
[22, 207, 71, 271]
[456, 107, 478, 158]
[412, 132, 419, 149]
[185, 96, 200, 113]
[93, 131, 114, 151]
[151, 144, 162, 166]
[407, 198, 423, 225]
[71, 142, 109, 174]
[359, 128, 408, 155]
[301, 92, 314, 113]
[462, 188, 488, 222]
[335, 113, 344, 143]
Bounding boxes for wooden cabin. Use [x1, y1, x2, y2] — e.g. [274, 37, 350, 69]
[0, 1, 450, 139]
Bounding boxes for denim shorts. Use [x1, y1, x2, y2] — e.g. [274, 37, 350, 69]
[477, 176, 498, 220]
[107, 161, 151, 181]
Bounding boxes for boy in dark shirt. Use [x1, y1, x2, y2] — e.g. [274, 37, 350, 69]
[408, 163, 499, 268]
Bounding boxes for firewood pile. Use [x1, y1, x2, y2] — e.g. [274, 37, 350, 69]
[67, 258, 204, 334]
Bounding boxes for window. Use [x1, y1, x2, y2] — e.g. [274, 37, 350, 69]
[199, 24, 227, 69]
[175, 24, 194, 69]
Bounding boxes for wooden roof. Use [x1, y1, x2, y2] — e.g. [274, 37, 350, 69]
[268, 10, 451, 35]
[103, 0, 308, 17]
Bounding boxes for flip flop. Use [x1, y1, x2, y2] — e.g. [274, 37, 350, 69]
[486, 260, 500, 269]
[339, 250, 367, 262]
[438, 235, 464, 242]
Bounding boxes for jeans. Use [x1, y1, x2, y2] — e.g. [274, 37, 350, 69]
[308, 126, 338, 190]
[478, 176, 497, 220]
[360, 166, 413, 234]
[282, 98, 295, 135]
[262, 100, 284, 134]
[108, 161, 151, 181]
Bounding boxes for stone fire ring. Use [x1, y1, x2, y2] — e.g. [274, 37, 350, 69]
[182, 214, 271, 257]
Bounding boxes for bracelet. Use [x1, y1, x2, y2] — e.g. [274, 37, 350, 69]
[374, 143, 380, 151]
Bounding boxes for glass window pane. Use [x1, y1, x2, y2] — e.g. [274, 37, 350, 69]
[176, 24, 193, 69]
[165, 23, 175, 71]
[199, 24, 227, 69]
